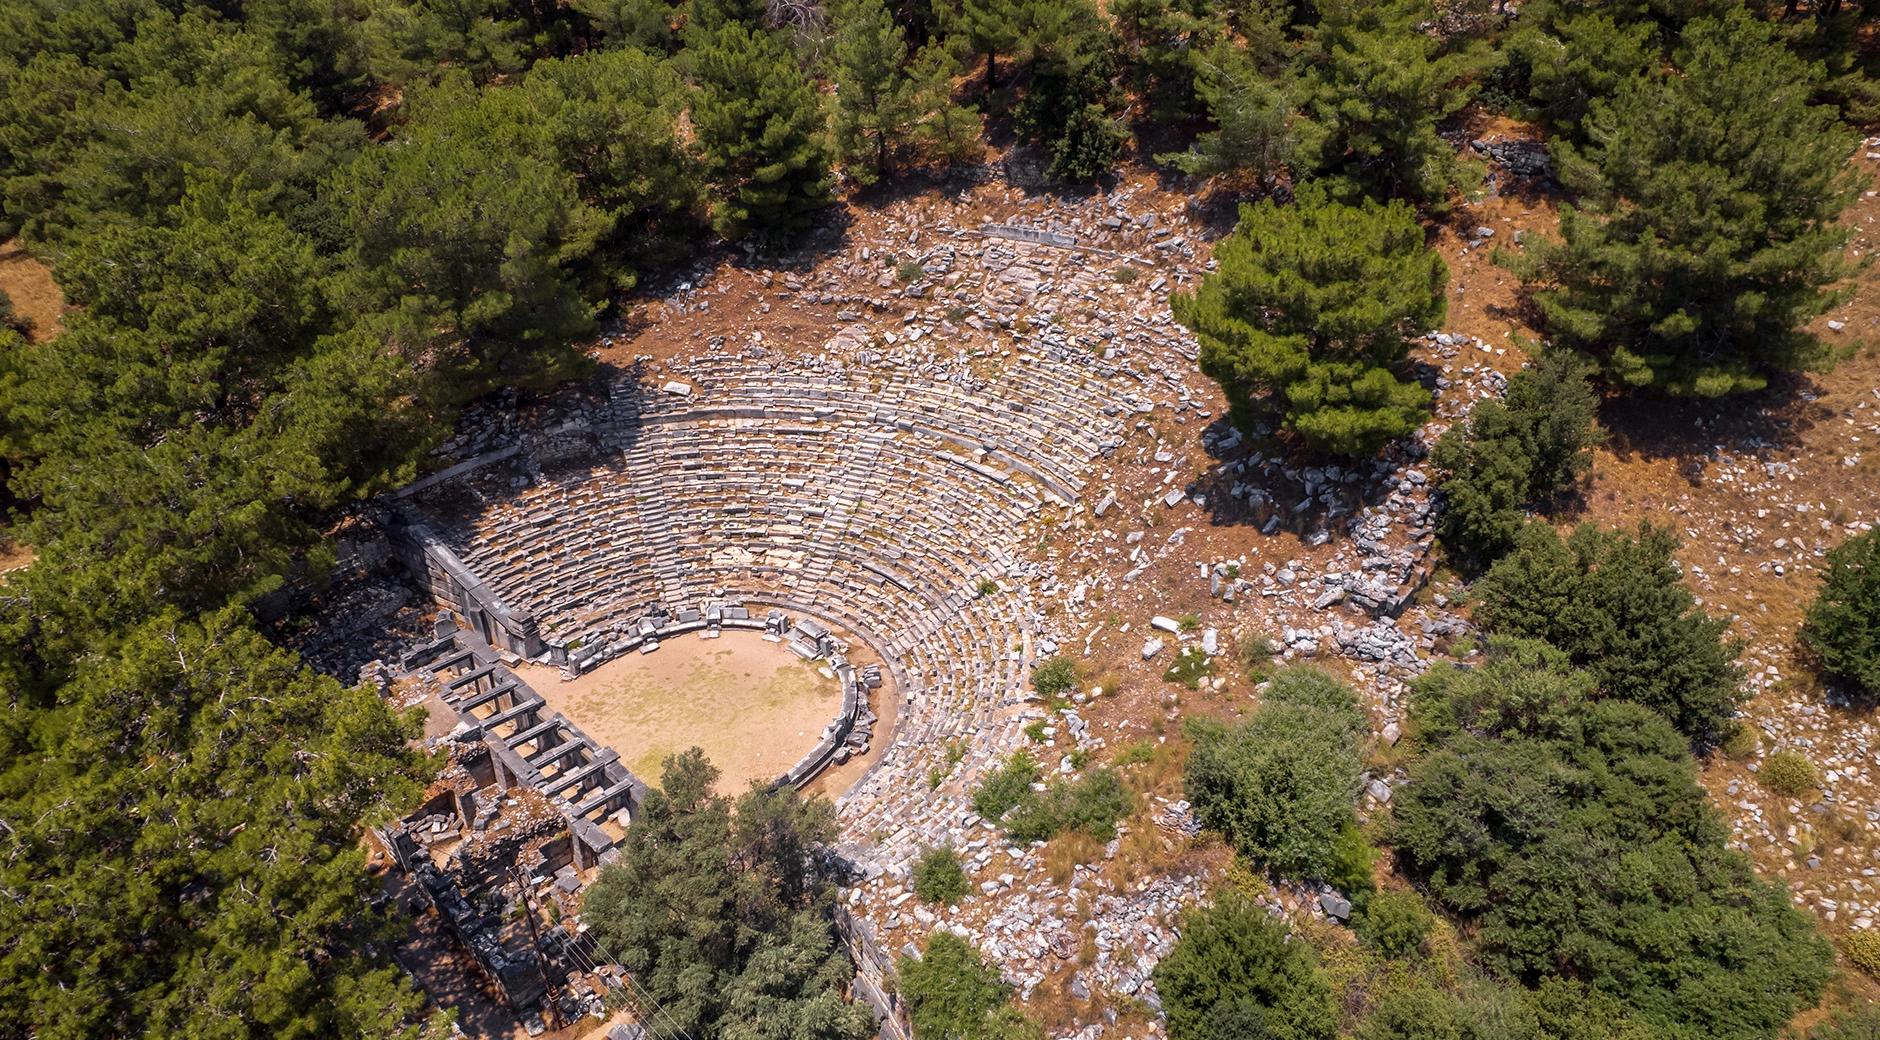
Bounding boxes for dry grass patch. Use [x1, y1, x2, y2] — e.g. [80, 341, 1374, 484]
[1044, 831, 1102, 885]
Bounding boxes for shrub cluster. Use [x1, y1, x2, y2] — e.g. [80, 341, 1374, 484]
[898, 932, 1041, 1040]
[912, 847, 969, 906]
[1843, 931, 1880, 978]
[1354, 889, 1435, 959]
[1760, 751, 1819, 798]
[971, 751, 1043, 822]
[1433, 350, 1600, 568]
[1154, 896, 1337, 1040]
[971, 749, 1131, 843]
[1475, 522, 1743, 744]
[1393, 647, 1832, 1040]
[1002, 769, 1132, 844]
[1031, 655, 1080, 700]
[1184, 667, 1366, 878]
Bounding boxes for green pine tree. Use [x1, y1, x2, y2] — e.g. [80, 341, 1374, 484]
[1802, 527, 1880, 700]
[1511, 8, 1865, 396]
[573, 0, 678, 52]
[326, 72, 607, 386]
[947, 0, 1026, 91]
[1298, 0, 1487, 206]
[1174, 182, 1445, 456]
[358, 0, 529, 86]
[0, 609, 445, 1039]
[905, 43, 985, 169]
[829, 0, 915, 185]
[1011, 0, 1125, 181]
[1504, 7, 1657, 133]
[687, 0, 769, 37]
[580, 750, 871, 1040]
[0, 9, 360, 250]
[689, 21, 835, 239]
[1157, 39, 1298, 189]
[1112, 0, 1223, 117]
[523, 48, 702, 289]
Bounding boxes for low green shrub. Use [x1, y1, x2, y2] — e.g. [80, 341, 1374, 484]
[1354, 889, 1435, 958]
[1003, 768, 1132, 844]
[1845, 931, 1880, 978]
[1719, 722, 1760, 761]
[899, 932, 1041, 1040]
[1323, 820, 1379, 906]
[1112, 740, 1156, 767]
[1163, 646, 1213, 689]
[1761, 750, 1819, 797]
[912, 847, 969, 905]
[1185, 667, 1366, 878]
[1032, 655, 1079, 700]
[1153, 895, 1337, 1040]
[973, 751, 1042, 822]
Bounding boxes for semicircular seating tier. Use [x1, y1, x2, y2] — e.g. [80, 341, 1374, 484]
[402, 347, 1144, 865]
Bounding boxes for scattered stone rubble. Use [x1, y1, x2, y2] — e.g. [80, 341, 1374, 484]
[374, 736, 625, 1023]
[1470, 136, 1554, 179]
[313, 172, 1880, 1037]
[352, 183, 1536, 1032]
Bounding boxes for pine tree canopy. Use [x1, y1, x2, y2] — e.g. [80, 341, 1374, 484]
[1174, 182, 1444, 456]
[1299, 0, 1487, 206]
[689, 20, 835, 240]
[0, 609, 442, 1039]
[1517, 8, 1865, 396]
[1802, 527, 1880, 699]
[579, 750, 871, 1040]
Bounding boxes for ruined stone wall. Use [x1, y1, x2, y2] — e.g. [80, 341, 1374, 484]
[835, 905, 911, 1040]
[392, 521, 545, 659]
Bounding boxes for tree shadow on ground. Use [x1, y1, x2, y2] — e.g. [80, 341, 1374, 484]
[1185, 406, 1432, 542]
[1596, 373, 1831, 475]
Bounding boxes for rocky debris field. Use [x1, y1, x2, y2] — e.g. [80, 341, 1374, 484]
[571, 173, 1534, 1035]
[307, 149, 1880, 1036]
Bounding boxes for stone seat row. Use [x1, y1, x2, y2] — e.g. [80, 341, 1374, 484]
[450, 479, 1032, 637]
[405, 353, 1138, 863]
[621, 400, 1090, 504]
[445, 433, 1049, 635]
[621, 361, 1120, 491]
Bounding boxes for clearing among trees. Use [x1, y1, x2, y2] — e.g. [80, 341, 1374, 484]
[515, 632, 850, 792]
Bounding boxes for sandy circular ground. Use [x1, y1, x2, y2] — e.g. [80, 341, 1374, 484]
[514, 631, 850, 794]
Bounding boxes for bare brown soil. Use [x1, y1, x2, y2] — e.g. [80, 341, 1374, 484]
[0, 238, 65, 341]
[0, 540, 33, 581]
[515, 631, 855, 793]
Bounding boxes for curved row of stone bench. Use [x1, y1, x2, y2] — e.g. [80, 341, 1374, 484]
[400, 351, 1128, 862]
[444, 423, 1045, 646]
[633, 354, 1124, 494]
